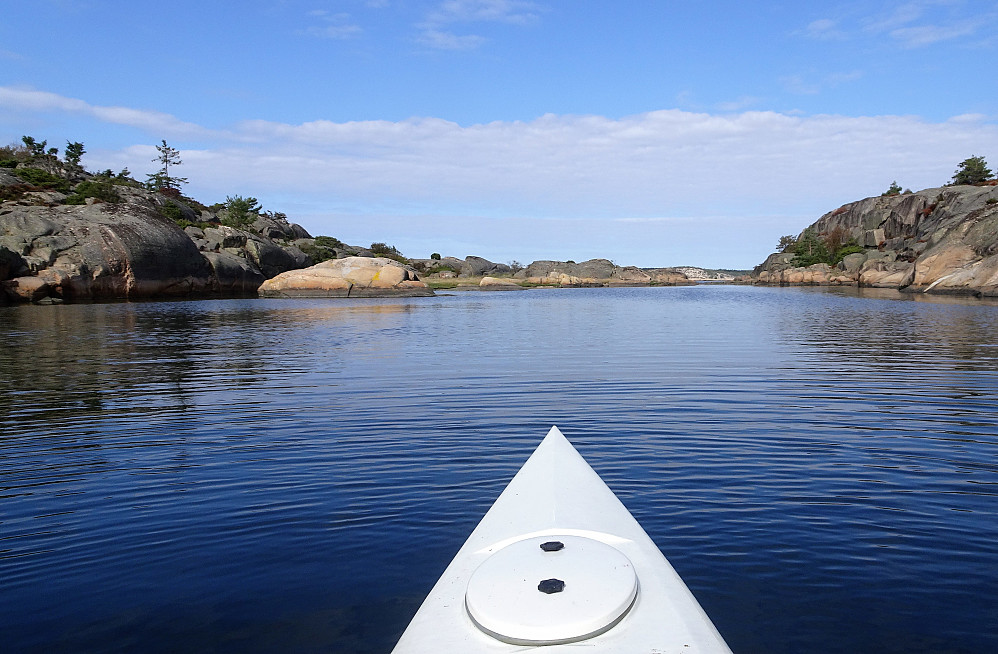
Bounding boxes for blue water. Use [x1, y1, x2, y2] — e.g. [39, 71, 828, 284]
[1, 285, 997, 653]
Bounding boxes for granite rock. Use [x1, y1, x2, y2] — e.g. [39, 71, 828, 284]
[258, 256, 434, 298]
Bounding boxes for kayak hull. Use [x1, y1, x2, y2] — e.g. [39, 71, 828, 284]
[392, 426, 732, 653]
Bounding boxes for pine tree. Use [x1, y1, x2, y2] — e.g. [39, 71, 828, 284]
[952, 156, 993, 185]
[883, 181, 902, 196]
[146, 139, 188, 192]
[64, 141, 86, 167]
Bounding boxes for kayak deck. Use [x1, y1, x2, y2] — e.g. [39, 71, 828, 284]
[391, 426, 732, 653]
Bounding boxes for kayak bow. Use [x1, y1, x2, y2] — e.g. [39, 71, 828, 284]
[392, 425, 732, 653]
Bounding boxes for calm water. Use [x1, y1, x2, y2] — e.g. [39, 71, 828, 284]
[2, 285, 997, 653]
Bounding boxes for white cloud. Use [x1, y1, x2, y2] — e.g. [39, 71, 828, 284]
[160, 106, 996, 221]
[4, 86, 997, 267]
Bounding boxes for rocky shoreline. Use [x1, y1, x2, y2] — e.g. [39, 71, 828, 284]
[1, 166, 705, 304]
[747, 184, 998, 298]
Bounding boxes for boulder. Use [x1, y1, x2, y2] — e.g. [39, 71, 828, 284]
[913, 254, 998, 296]
[461, 256, 509, 277]
[248, 213, 312, 241]
[203, 226, 247, 250]
[859, 260, 914, 288]
[519, 260, 560, 278]
[1, 203, 214, 303]
[752, 252, 795, 275]
[22, 190, 68, 205]
[0, 169, 20, 186]
[574, 259, 617, 279]
[203, 251, 266, 294]
[864, 229, 886, 247]
[840, 252, 867, 273]
[910, 244, 979, 290]
[480, 276, 525, 291]
[244, 238, 310, 278]
[1, 245, 28, 280]
[258, 256, 434, 298]
[289, 223, 311, 239]
[4, 275, 51, 302]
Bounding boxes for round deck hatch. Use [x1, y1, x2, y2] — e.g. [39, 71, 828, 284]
[465, 535, 638, 645]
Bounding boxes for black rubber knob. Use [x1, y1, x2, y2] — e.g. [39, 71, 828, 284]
[538, 578, 565, 594]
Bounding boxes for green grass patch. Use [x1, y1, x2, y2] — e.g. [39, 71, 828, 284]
[425, 279, 461, 289]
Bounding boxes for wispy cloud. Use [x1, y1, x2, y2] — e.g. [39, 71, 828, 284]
[0, 86, 209, 137]
[715, 96, 763, 112]
[804, 1, 998, 49]
[416, 0, 542, 50]
[863, 1, 930, 34]
[780, 70, 863, 95]
[0, 48, 24, 61]
[426, 0, 540, 25]
[801, 18, 845, 40]
[887, 19, 982, 47]
[863, 1, 993, 48]
[416, 29, 487, 50]
[304, 10, 363, 39]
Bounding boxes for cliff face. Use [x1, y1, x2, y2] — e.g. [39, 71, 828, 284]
[752, 184, 998, 297]
[1, 177, 313, 304]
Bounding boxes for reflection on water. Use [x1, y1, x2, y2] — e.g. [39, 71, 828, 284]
[1, 287, 997, 654]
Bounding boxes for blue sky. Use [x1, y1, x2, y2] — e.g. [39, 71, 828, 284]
[3, 0, 998, 268]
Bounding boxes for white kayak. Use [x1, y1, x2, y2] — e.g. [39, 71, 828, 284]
[391, 426, 733, 653]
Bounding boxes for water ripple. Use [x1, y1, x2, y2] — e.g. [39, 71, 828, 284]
[1, 287, 997, 653]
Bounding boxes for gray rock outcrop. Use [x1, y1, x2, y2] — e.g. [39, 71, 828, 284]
[461, 256, 510, 277]
[752, 184, 998, 297]
[1, 203, 215, 302]
[1, 168, 320, 303]
[514, 258, 691, 287]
